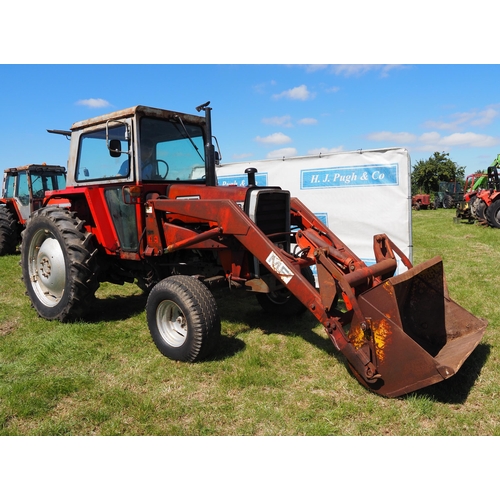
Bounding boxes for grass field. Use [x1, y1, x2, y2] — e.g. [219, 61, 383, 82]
[1, 208, 499, 436]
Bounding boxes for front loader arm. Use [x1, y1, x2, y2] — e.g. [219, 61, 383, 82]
[145, 196, 487, 397]
[145, 196, 405, 385]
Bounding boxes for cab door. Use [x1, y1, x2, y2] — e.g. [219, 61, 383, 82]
[75, 119, 140, 253]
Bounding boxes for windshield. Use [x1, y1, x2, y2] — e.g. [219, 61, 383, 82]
[31, 171, 66, 197]
[139, 117, 206, 182]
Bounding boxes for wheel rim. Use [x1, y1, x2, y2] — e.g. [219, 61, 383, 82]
[28, 228, 66, 306]
[156, 300, 188, 347]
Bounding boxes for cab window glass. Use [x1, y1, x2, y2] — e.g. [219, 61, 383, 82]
[4, 175, 15, 198]
[17, 172, 29, 206]
[140, 117, 205, 181]
[76, 125, 129, 182]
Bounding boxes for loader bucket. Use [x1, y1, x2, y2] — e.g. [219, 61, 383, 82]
[348, 256, 487, 397]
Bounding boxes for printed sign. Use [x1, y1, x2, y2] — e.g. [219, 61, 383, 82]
[218, 172, 268, 187]
[216, 148, 412, 271]
[301, 164, 398, 189]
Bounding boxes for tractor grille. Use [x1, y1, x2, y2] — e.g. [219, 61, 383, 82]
[246, 188, 291, 249]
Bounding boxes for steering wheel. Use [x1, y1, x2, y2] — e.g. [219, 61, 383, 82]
[157, 159, 170, 179]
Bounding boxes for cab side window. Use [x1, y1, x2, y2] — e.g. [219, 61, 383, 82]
[76, 125, 129, 182]
[17, 172, 29, 206]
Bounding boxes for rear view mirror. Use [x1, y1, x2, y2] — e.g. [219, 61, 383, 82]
[109, 139, 122, 158]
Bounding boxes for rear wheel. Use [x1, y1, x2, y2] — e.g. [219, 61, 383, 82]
[20, 207, 99, 321]
[0, 206, 19, 255]
[256, 266, 315, 316]
[146, 275, 221, 362]
[443, 194, 453, 208]
[486, 199, 500, 228]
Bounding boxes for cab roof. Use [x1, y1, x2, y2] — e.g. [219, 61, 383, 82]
[70, 105, 206, 132]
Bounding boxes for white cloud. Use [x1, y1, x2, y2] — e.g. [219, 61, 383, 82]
[439, 132, 499, 148]
[262, 115, 293, 127]
[297, 117, 318, 125]
[330, 64, 406, 77]
[272, 84, 314, 101]
[423, 106, 499, 131]
[470, 108, 498, 126]
[304, 65, 329, 73]
[369, 129, 500, 151]
[76, 98, 110, 108]
[267, 147, 298, 159]
[419, 132, 441, 142]
[416, 131, 500, 150]
[255, 132, 292, 145]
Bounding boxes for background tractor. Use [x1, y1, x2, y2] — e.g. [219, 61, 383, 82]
[434, 180, 463, 209]
[0, 164, 66, 255]
[412, 193, 435, 210]
[467, 155, 500, 225]
[19, 103, 487, 398]
[455, 172, 487, 223]
[483, 164, 500, 228]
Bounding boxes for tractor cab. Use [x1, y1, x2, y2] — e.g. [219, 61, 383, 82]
[0, 164, 66, 255]
[1, 164, 66, 223]
[64, 103, 218, 189]
[52, 104, 220, 255]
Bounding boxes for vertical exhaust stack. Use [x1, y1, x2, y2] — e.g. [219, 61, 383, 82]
[196, 101, 217, 187]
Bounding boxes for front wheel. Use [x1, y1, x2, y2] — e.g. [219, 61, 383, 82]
[20, 207, 99, 322]
[256, 266, 315, 316]
[146, 275, 221, 362]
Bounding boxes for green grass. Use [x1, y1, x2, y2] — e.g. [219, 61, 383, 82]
[1, 209, 499, 435]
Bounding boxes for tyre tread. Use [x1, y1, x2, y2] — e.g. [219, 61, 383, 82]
[20, 207, 99, 322]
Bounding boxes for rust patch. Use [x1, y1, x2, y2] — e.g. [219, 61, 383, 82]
[348, 324, 365, 350]
[372, 318, 392, 363]
[348, 317, 393, 363]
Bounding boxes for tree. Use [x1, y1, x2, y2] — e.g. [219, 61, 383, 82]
[411, 152, 466, 194]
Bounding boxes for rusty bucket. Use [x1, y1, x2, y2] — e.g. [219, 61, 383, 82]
[348, 256, 487, 397]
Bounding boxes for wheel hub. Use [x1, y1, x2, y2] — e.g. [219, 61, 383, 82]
[30, 233, 66, 305]
[156, 300, 187, 348]
[40, 256, 52, 278]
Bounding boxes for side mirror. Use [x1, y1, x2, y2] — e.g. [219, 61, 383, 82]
[109, 139, 122, 158]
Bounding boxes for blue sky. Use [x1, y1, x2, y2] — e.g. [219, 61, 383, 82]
[1, 64, 500, 177]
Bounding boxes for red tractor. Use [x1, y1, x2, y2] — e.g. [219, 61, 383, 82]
[412, 193, 434, 210]
[0, 164, 66, 255]
[455, 172, 487, 223]
[483, 164, 500, 228]
[472, 165, 500, 226]
[19, 103, 487, 397]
